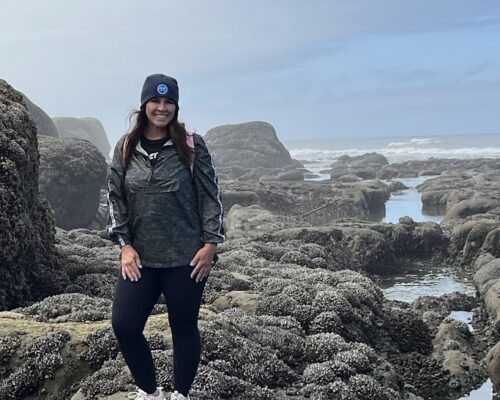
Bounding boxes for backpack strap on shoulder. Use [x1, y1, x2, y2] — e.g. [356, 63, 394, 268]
[186, 130, 195, 173]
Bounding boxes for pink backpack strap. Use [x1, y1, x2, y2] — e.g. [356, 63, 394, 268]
[186, 130, 195, 173]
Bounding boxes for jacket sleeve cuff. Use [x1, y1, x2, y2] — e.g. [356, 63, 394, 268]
[111, 233, 132, 248]
[201, 232, 225, 244]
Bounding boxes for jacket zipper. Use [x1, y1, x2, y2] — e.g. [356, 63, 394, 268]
[147, 156, 156, 187]
[147, 146, 166, 187]
[138, 140, 169, 188]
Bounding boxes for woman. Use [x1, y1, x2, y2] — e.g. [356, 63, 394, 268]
[107, 74, 224, 400]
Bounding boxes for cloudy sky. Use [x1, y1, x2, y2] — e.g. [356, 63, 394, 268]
[2, 1, 500, 147]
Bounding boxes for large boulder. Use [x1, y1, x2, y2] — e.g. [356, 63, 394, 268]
[0, 79, 59, 137]
[204, 121, 304, 181]
[329, 152, 389, 180]
[53, 117, 111, 160]
[474, 258, 500, 325]
[444, 197, 498, 222]
[486, 341, 500, 393]
[0, 80, 67, 310]
[38, 136, 108, 230]
[420, 172, 500, 264]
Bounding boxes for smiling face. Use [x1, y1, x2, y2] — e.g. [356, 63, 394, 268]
[145, 97, 177, 130]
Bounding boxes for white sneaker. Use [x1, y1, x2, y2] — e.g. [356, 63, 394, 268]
[170, 390, 191, 400]
[127, 386, 166, 399]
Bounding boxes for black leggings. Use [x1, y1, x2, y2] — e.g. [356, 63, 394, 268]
[111, 265, 207, 396]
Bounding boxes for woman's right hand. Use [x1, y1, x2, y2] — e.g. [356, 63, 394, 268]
[120, 244, 142, 281]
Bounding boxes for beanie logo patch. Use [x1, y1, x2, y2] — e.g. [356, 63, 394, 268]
[156, 83, 168, 95]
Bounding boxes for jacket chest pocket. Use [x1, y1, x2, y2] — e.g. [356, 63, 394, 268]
[125, 171, 180, 193]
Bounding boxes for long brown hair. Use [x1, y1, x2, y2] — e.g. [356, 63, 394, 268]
[121, 105, 194, 169]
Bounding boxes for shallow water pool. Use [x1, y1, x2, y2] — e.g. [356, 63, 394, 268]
[381, 176, 443, 224]
[378, 262, 475, 303]
[379, 179, 494, 399]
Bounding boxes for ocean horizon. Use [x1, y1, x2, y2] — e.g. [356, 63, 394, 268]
[284, 132, 500, 180]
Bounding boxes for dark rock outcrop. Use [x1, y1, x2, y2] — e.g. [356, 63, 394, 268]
[54, 117, 111, 160]
[0, 80, 67, 310]
[418, 173, 500, 219]
[415, 166, 500, 394]
[432, 319, 487, 392]
[22, 95, 59, 137]
[387, 181, 408, 193]
[378, 158, 500, 180]
[38, 136, 108, 230]
[474, 259, 500, 325]
[0, 79, 59, 138]
[258, 218, 446, 276]
[204, 121, 305, 181]
[221, 179, 390, 225]
[416, 172, 500, 265]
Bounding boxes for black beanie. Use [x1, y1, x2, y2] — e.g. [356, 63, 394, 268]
[140, 74, 179, 107]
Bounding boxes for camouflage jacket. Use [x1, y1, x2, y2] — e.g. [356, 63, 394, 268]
[106, 133, 224, 268]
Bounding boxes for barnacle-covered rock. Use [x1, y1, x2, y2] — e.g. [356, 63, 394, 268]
[14, 293, 112, 322]
[81, 328, 119, 368]
[305, 333, 350, 363]
[308, 309, 344, 334]
[411, 292, 479, 319]
[55, 229, 118, 274]
[303, 360, 356, 383]
[298, 242, 328, 259]
[0, 331, 70, 399]
[337, 348, 373, 373]
[313, 290, 354, 320]
[191, 364, 278, 399]
[390, 352, 449, 399]
[152, 350, 175, 391]
[349, 374, 399, 400]
[282, 284, 315, 305]
[256, 293, 300, 319]
[210, 309, 305, 367]
[301, 380, 356, 400]
[79, 359, 132, 399]
[1, 202, 484, 400]
[383, 307, 432, 354]
[248, 241, 295, 262]
[201, 312, 298, 387]
[0, 79, 68, 310]
[0, 332, 22, 377]
[70, 273, 118, 300]
[279, 250, 312, 266]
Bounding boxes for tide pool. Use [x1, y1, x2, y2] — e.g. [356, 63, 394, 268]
[379, 178, 494, 400]
[381, 176, 443, 224]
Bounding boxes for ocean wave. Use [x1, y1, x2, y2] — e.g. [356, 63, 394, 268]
[387, 138, 444, 147]
[290, 146, 500, 161]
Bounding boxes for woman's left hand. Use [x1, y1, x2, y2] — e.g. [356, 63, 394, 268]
[190, 243, 217, 283]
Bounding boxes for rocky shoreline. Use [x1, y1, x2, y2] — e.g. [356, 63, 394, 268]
[1, 79, 499, 399]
